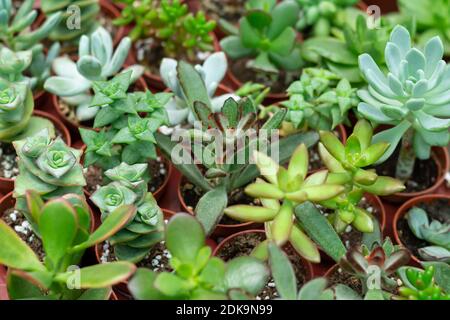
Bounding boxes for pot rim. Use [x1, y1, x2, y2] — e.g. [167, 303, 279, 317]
[393, 193, 450, 265]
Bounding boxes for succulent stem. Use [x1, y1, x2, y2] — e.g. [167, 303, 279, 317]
[395, 128, 416, 182]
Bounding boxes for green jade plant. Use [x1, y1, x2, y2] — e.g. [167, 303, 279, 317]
[13, 129, 86, 225]
[317, 120, 405, 233]
[357, 25, 450, 182]
[0, 191, 136, 300]
[44, 27, 144, 122]
[280, 68, 359, 134]
[41, 0, 100, 42]
[91, 162, 165, 263]
[302, 15, 390, 83]
[160, 52, 237, 126]
[406, 207, 450, 262]
[397, 265, 450, 300]
[114, 0, 216, 60]
[157, 62, 319, 237]
[80, 71, 171, 169]
[220, 0, 302, 75]
[339, 238, 411, 300]
[225, 144, 346, 263]
[128, 213, 270, 300]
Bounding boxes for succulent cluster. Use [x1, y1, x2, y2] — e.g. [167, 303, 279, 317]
[41, 0, 100, 42]
[280, 68, 359, 132]
[91, 163, 165, 263]
[398, 265, 450, 300]
[80, 71, 170, 169]
[406, 207, 450, 262]
[221, 0, 302, 74]
[318, 120, 405, 233]
[0, 191, 136, 299]
[128, 214, 270, 299]
[44, 27, 144, 122]
[114, 0, 216, 60]
[13, 129, 86, 221]
[358, 26, 450, 181]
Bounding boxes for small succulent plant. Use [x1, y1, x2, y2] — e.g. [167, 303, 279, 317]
[318, 120, 405, 233]
[280, 68, 359, 132]
[357, 26, 450, 182]
[160, 52, 236, 126]
[397, 265, 450, 300]
[339, 238, 411, 299]
[0, 191, 136, 300]
[91, 163, 165, 263]
[294, 0, 359, 36]
[13, 129, 86, 221]
[225, 144, 346, 263]
[44, 27, 144, 122]
[80, 71, 170, 168]
[220, 0, 302, 74]
[41, 0, 100, 42]
[406, 207, 450, 263]
[114, 0, 216, 60]
[128, 214, 270, 300]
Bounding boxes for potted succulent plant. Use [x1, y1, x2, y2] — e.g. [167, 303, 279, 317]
[357, 25, 450, 202]
[40, 0, 126, 52]
[78, 71, 173, 199]
[0, 191, 137, 300]
[220, 0, 303, 101]
[393, 194, 450, 264]
[44, 26, 145, 133]
[128, 213, 270, 299]
[112, 0, 218, 90]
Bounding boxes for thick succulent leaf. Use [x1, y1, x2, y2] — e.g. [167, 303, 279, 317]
[289, 225, 320, 263]
[128, 268, 166, 300]
[224, 205, 278, 222]
[287, 143, 308, 181]
[298, 278, 331, 300]
[319, 131, 345, 162]
[224, 257, 270, 295]
[371, 120, 411, 164]
[195, 186, 228, 236]
[245, 182, 284, 199]
[220, 36, 254, 60]
[360, 176, 405, 196]
[267, 0, 299, 39]
[268, 242, 297, 300]
[270, 201, 293, 245]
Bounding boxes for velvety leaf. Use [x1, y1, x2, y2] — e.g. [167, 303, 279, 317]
[268, 242, 297, 300]
[195, 186, 228, 236]
[224, 257, 269, 295]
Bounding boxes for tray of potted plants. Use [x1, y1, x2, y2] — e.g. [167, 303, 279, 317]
[0, 0, 449, 301]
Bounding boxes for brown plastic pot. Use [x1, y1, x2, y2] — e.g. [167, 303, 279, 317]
[0, 110, 72, 195]
[48, 76, 148, 139]
[381, 147, 450, 204]
[213, 229, 314, 280]
[393, 194, 450, 265]
[0, 265, 7, 300]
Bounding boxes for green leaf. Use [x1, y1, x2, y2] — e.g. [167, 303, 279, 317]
[128, 268, 166, 300]
[77, 287, 112, 300]
[39, 199, 78, 270]
[178, 61, 212, 112]
[224, 257, 269, 295]
[195, 186, 228, 236]
[220, 36, 254, 60]
[268, 242, 297, 300]
[166, 214, 205, 264]
[298, 278, 329, 300]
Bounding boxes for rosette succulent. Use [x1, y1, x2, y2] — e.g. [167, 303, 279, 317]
[397, 265, 450, 300]
[339, 238, 411, 300]
[224, 144, 346, 263]
[128, 214, 270, 300]
[160, 52, 236, 126]
[357, 26, 450, 181]
[41, 0, 100, 42]
[318, 120, 405, 233]
[406, 207, 450, 262]
[220, 0, 302, 74]
[91, 163, 165, 263]
[280, 68, 358, 133]
[0, 191, 136, 300]
[44, 27, 144, 122]
[13, 129, 86, 219]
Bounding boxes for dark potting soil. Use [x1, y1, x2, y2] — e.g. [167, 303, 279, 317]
[99, 11, 118, 39]
[135, 38, 211, 78]
[202, 0, 246, 25]
[181, 180, 260, 225]
[375, 146, 438, 193]
[84, 157, 168, 195]
[230, 59, 300, 94]
[397, 199, 450, 259]
[100, 241, 172, 273]
[2, 208, 45, 261]
[327, 266, 363, 295]
[308, 129, 342, 171]
[0, 142, 19, 179]
[216, 232, 308, 300]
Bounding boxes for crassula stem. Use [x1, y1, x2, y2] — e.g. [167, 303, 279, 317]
[395, 128, 416, 182]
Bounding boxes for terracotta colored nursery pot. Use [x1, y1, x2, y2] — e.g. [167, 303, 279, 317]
[0, 110, 72, 195]
[393, 194, 450, 265]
